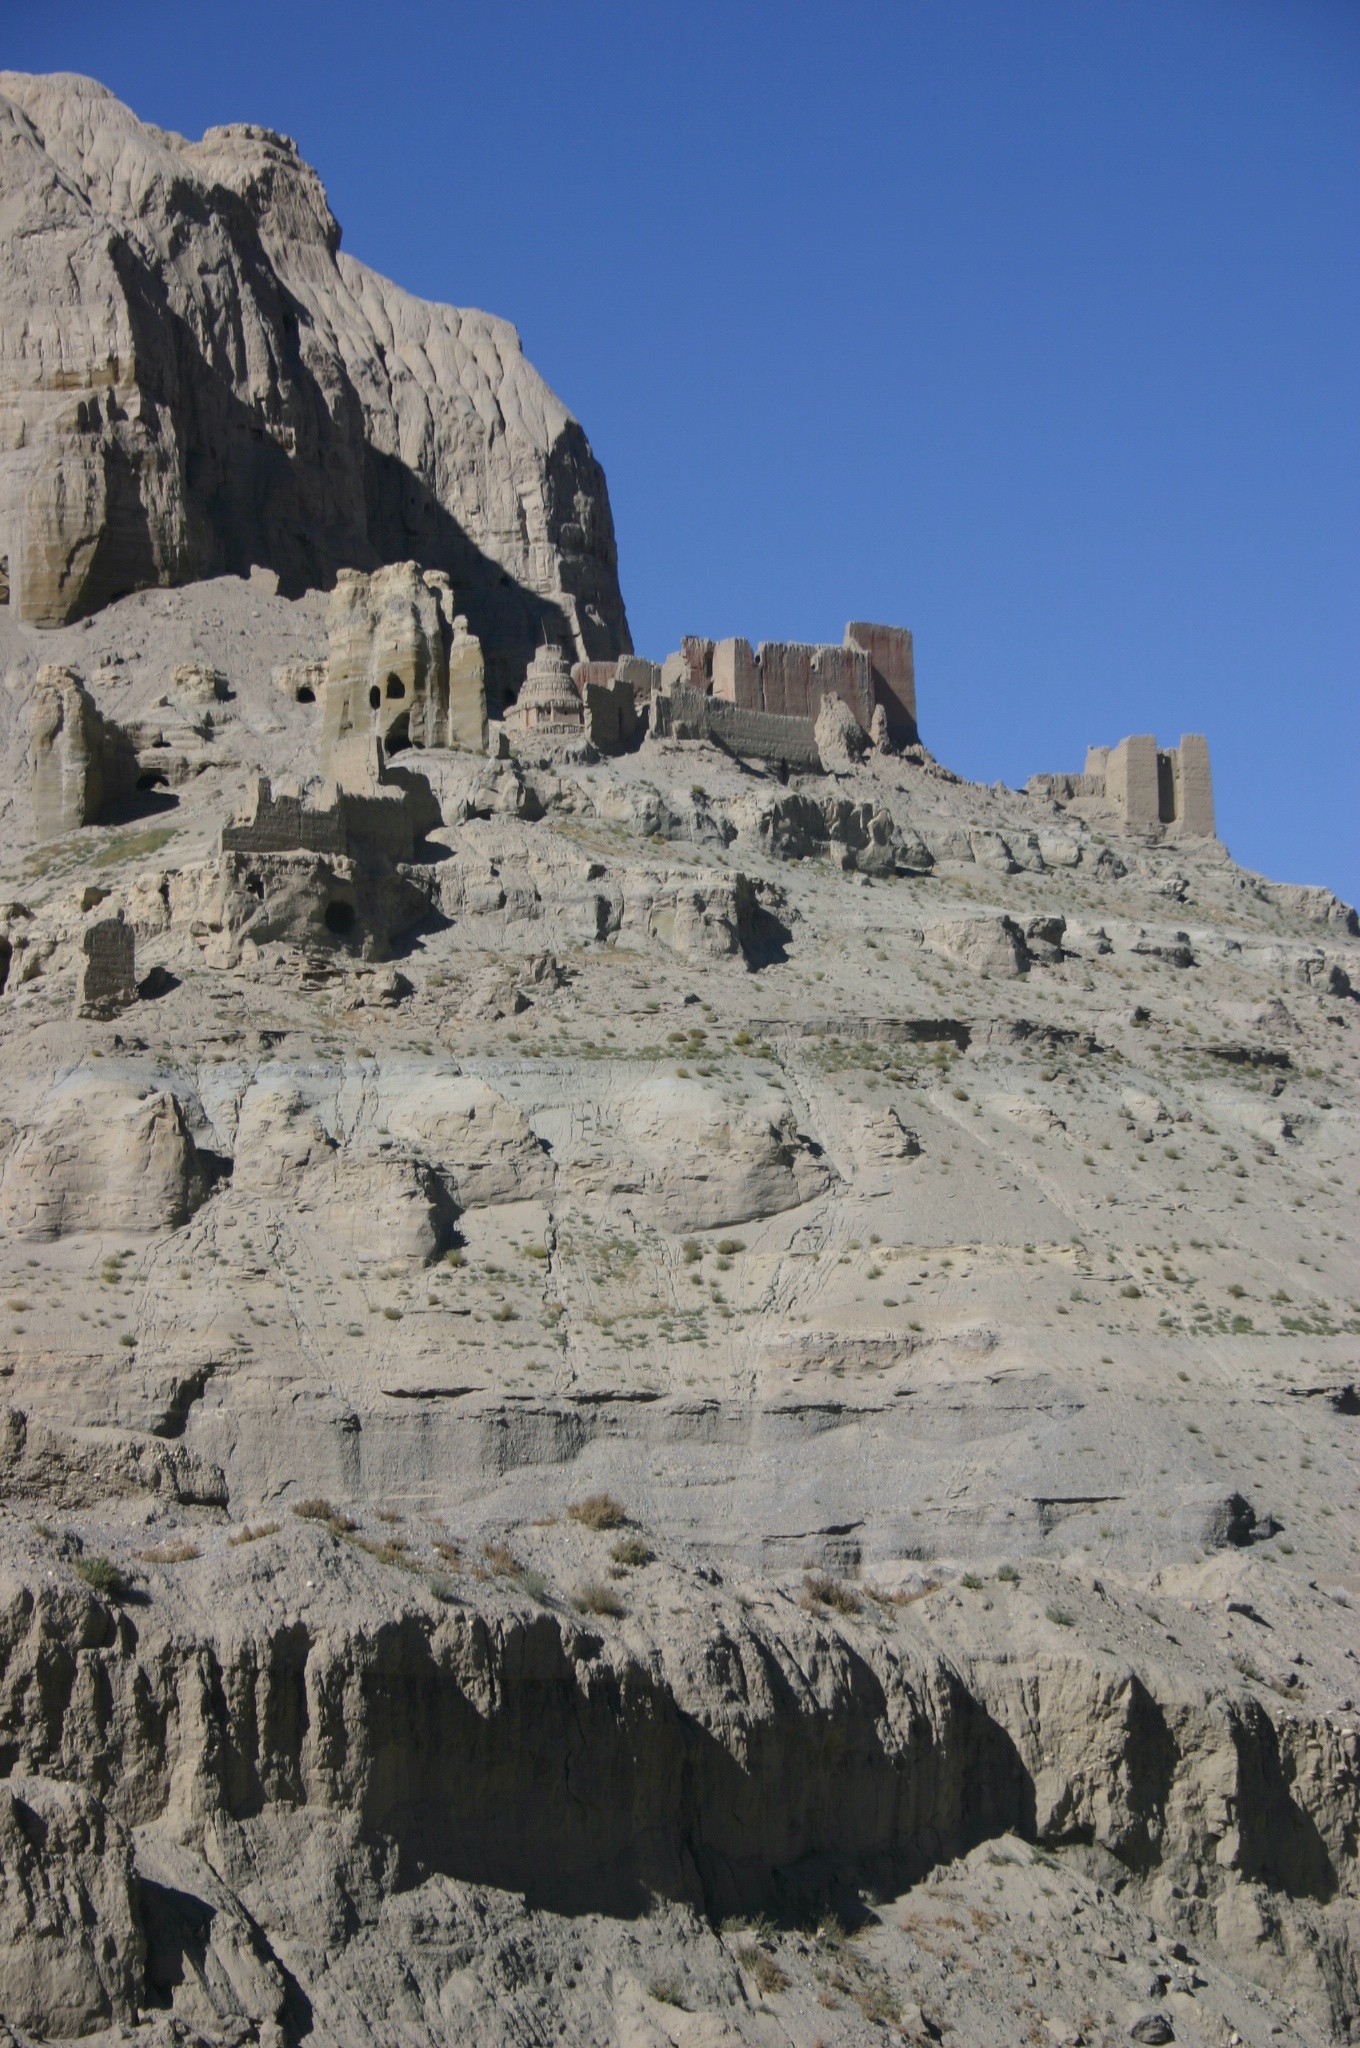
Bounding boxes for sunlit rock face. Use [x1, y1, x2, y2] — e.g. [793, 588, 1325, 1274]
[0, 71, 631, 695]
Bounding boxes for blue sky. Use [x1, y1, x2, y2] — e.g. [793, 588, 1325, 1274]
[6, 1, 1357, 900]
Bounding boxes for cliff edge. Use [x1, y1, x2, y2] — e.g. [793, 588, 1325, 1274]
[0, 71, 631, 695]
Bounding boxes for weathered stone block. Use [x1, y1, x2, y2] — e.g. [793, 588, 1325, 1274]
[78, 913, 136, 1017]
[169, 663, 228, 704]
[447, 615, 489, 753]
[28, 666, 136, 837]
[814, 692, 869, 773]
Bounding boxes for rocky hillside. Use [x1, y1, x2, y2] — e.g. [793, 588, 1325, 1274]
[0, 565, 1355, 2047]
[0, 73, 630, 694]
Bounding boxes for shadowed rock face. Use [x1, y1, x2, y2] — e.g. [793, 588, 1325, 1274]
[0, 72, 631, 694]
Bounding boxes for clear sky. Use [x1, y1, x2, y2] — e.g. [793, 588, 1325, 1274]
[6, 1, 1358, 901]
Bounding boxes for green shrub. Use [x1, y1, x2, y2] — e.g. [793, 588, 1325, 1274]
[76, 1554, 131, 1601]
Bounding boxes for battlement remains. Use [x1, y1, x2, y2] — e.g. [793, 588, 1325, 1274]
[648, 621, 914, 770]
[221, 759, 418, 867]
[1031, 734, 1216, 838]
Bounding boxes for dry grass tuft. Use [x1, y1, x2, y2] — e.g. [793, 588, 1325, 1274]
[351, 1534, 415, 1569]
[228, 1522, 280, 1547]
[133, 1540, 201, 1564]
[800, 1572, 862, 1616]
[481, 1539, 521, 1576]
[567, 1493, 627, 1531]
[571, 1579, 625, 1618]
[736, 1945, 789, 1996]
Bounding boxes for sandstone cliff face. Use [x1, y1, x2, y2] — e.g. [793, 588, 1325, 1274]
[0, 73, 630, 693]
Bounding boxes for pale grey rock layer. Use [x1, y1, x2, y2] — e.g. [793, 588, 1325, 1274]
[0, 72, 630, 696]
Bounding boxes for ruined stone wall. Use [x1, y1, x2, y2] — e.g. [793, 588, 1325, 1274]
[1105, 734, 1162, 829]
[845, 622, 917, 744]
[221, 778, 347, 859]
[221, 775, 416, 866]
[1057, 735, 1215, 838]
[1173, 733, 1215, 837]
[652, 684, 824, 771]
[709, 638, 873, 729]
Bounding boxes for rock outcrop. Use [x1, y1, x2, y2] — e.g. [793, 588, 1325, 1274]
[28, 665, 137, 836]
[0, 72, 631, 694]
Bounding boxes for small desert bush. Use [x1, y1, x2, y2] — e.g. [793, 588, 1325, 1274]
[567, 1493, 627, 1531]
[228, 1522, 280, 1547]
[75, 1554, 132, 1601]
[736, 1946, 789, 1996]
[609, 1532, 653, 1567]
[351, 1534, 415, 1569]
[292, 1499, 357, 1532]
[481, 1539, 521, 1576]
[800, 1572, 862, 1616]
[572, 1580, 625, 1618]
[647, 1975, 687, 2009]
[851, 1980, 901, 2025]
[134, 1540, 201, 1565]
